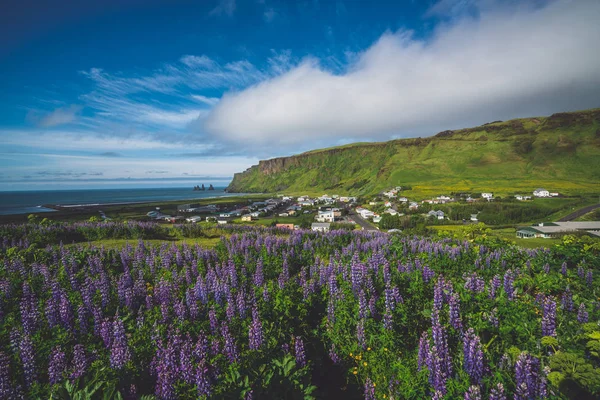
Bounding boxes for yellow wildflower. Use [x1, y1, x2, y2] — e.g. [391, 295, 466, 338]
[363, 362, 368, 367]
[367, 347, 371, 351]
[353, 370, 358, 375]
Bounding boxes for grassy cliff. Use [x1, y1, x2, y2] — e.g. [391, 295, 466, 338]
[227, 109, 600, 198]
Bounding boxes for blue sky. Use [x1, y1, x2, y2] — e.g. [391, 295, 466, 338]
[1, 0, 599, 190]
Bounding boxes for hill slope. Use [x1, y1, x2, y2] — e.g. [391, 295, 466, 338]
[227, 109, 600, 198]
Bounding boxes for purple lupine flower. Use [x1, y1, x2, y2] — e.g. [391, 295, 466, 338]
[20, 283, 39, 335]
[358, 290, 368, 319]
[464, 385, 481, 400]
[498, 353, 511, 370]
[430, 309, 452, 378]
[383, 307, 393, 330]
[364, 377, 375, 400]
[488, 275, 501, 299]
[463, 328, 484, 384]
[253, 258, 264, 287]
[578, 265, 585, 279]
[222, 323, 239, 364]
[328, 344, 341, 364]
[422, 265, 435, 283]
[209, 307, 219, 333]
[489, 383, 506, 400]
[543, 263, 550, 274]
[45, 295, 60, 329]
[417, 331, 430, 371]
[356, 319, 366, 350]
[59, 292, 74, 331]
[464, 272, 485, 293]
[77, 304, 89, 335]
[578, 303, 589, 323]
[449, 293, 463, 331]
[193, 332, 209, 363]
[586, 270, 593, 287]
[249, 308, 264, 350]
[70, 344, 88, 381]
[236, 289, 247, 319]
[514, 352, 544, 400]
[19, 334, 36, 388]
[368, 295, 377, 318]
[48, 346, 66, 385]
[110, 317, 131, 369]
[195, 364, 211, 397]
[179, 336, 195, 385]
[561, 288, 574, 312]
[433, 277, 444, 311]
[561, 262, 567, 276]
[294, 336, 307, 367]
[428, 346, 448, 394]
[100, 318, 112, 348]
[327, 299, 336, 325]
[541, 297, 557, 337]
[154, 339, 177, 400]
[9, 329, 21, 354]
[503, 270, 515, 300]
[0, 351, 12, 398]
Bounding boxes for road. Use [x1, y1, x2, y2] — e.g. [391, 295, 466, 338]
[558, 203, 600, 222]
[348, 211, 379, 231]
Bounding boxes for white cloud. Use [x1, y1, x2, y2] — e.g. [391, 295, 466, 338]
[36, 105, 82, 127]
[0, 129, 215, 151]
[191, 94, 220, 106]
[203, 0, 600, 146]
[210, 0, 236, 16]
[264, 8, 276, 22]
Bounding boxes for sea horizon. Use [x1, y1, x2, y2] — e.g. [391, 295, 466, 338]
[0, 186, 241, 216]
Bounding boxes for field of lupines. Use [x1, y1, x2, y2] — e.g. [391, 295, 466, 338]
[1, 222, 599, 399]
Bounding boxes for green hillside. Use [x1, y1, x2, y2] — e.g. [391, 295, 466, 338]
[227, 109, 600, 198]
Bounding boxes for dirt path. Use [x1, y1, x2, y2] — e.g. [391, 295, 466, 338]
[558, 203, 600, 221]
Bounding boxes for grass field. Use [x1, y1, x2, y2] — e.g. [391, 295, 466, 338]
[429, 225, 560, 249]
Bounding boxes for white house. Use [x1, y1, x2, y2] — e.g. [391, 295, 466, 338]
[533, 188, 550, 197]
[408, 202, 419, 210]
[186, 216, 202, 223]
[398, 197, 408, 203]
[316, 210, 335, 223]
[311, 222, 331, 232]
[427, 210, 445, 220]
[384, 201, 392, 208]
[550, 192, 559, 197]
[373, 215, 382, 223]
[356, 207, 375, 219]
[481, 193, 493, 200]
[470, 214, 479, 222]
[384, 208, 399, 216]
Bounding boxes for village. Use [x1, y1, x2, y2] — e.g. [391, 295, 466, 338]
[140, 186, 600, 240]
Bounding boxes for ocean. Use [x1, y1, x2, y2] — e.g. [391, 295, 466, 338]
[0, 187, 242, 215]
